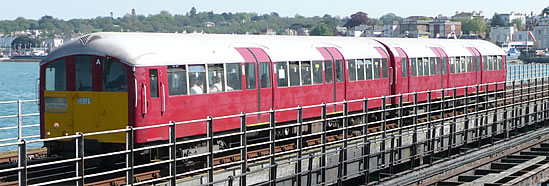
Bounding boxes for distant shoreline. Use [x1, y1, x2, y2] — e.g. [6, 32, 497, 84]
[0, 58, 41, 62]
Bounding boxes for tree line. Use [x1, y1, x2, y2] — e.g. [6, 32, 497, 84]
[0, 8, 352, 38]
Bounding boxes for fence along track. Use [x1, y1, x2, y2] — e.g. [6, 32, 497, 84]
[0, 64, 549, 185]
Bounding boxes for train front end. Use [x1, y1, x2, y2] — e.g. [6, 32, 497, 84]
[40, 40, 133, 154]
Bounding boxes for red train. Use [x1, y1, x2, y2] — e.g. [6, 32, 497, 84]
[39, 33, 505, 154]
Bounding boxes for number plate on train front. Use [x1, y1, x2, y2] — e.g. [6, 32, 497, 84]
[77, 97, 92, 104]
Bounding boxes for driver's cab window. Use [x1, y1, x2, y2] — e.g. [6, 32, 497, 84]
[103, 59, 127, 92]
[75, 56, 92, 91]
[45, 59, 66, 91]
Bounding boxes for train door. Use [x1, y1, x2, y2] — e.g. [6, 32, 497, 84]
[433, 47, 450, 94]
[317, 47, 345, 113]
[235, 48, 273, 125]
[142, 66, 166, 124]
[374, 47, 392, 103]
[395, 48, 410, 102]
[467, 47, 483, 85]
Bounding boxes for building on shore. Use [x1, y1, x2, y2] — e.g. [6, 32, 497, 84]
[429, 20, 461, 38]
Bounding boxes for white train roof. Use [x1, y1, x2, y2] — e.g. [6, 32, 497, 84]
[374, 38, 505, 58]
[42, 33, 504, 66]
[41, 32, 387, 67]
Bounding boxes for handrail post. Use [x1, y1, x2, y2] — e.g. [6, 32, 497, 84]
[342, 100, 348, 178]
[207, 117, 214, 185]
[307, 154, 314, 186]
[427, 90, 434, 154]
[18, 139, 27, 186]
[412, 92, 418, 168]
[17, 99, 22, 140]
[269, 109, 276, 186]
[381, 96, 386, 168]
[398, 94, 403, 162]
[76, 132, 85, 186]
[240, 112, 247, 186]
[321, 103, 327, 184]
[463, 87, 468, 144]
[362, 98, 369, 185]
[296, 106, 303, 186]
[126, 126, 134, 185]
[169, 121, 177, 185]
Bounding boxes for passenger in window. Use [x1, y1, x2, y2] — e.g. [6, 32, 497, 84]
[209, 75, 233, 93]
[190, 77, 204, 95]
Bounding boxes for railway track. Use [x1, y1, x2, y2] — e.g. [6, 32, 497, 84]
[1, 81, 547, 185]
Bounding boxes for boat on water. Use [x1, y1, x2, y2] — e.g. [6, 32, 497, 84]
[506, 47, 520, 60]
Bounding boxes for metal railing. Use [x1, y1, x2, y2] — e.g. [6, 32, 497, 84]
[0, 99, 40, 151]
[2, 64, 549, 185]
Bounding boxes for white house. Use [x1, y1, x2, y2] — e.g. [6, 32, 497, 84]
[490, 27, 515, 43]
[45, 38, 64, 48]
[498, 12, 527, 24]
[533, 17, 549, 49]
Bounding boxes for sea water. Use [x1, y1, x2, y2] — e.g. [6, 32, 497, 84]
[0, 62, 40, 151]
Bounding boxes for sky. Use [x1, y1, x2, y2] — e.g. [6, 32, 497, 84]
[3, 0, 547, 20]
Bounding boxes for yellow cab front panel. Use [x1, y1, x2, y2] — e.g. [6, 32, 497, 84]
[42, 56, 130, 144]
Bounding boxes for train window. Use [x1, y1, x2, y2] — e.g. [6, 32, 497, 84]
[382, 59, 388, 78]
[493, 56, 497, 70]
[226, 63, 242, 91]
[348, 59, 357, 81]
[417, 58, 424, 76]
[149, 69, 159, 98]
[454, 57, 460, 73]
[104, 59, 128, 92]
[470, 57, 475, 72]
[423, 58, 430, 76]
[430, 58, 436, 75]
[442, 57, 447, 74]
[289, 61, 300, 86]
[312, 61, 323, 84]
[435, 57, 441, 75]
[259, 62, 271, 88]
[45, 59, 66, 91]
[461, 57, 467, 73]
[466, 57, 472, 72]
[455, 57, 460, 73]
[449, 57, 455, 74]
[277, 62, 289, 87]
[401, 58, 408, 77]
[245, 63, 257, 89]
[476, 57, 481, 71]
[373, 59, 381, 79]
[75, 56, 92, 91]
[168, 66, 188, 96]
[410, 58, 417, 77]
[301, 61, 312, 85]
[471, 57, 476, 72]
[336, 60, 344, 82]
[497, 56, 503, 70]
[365, 59, 373, 80]
[483, 56, 488, 71]
[325, 60, 333, 83]
[487, 56, 493, 71]
[189, 65, 206, 95]
[208, 64, 225, 93]
[357, 59, 365, 80]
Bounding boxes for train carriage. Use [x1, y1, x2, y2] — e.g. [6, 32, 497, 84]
[39, 32, 505, 156]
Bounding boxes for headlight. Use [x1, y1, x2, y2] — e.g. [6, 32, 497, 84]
[45, 130, 51, 136]
[62, 131, 69, 136]
[53, 122, 59, 130]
